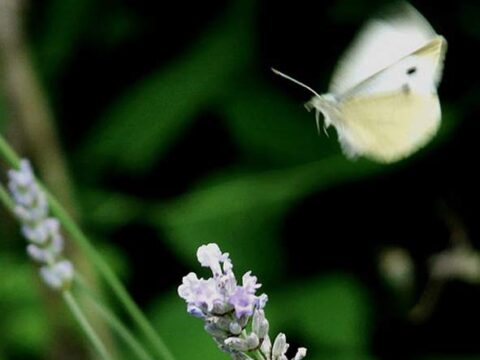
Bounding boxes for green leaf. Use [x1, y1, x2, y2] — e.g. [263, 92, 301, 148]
[80, 188, 145, 229]
[35, 0, 97, 82]
[150, 291, 227, 360]
[78, 0, 254, 174]
[152, 157, 382, 281]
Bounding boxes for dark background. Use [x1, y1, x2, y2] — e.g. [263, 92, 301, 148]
[1, 0, 480, 359]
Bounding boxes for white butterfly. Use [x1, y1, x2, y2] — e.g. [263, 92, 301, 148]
[273, 3, 447, 163]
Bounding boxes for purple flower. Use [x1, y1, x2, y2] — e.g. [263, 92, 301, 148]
[242, 271, 261, 294]
[197, 243, 229, 276]
[178, 272, 221, 312]
[229, 286, 256, 318]
[178, 243, 307, 359]
[7, 159, 74, 290]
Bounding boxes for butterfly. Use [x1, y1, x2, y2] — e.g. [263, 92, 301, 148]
[273, 2, 447, 163]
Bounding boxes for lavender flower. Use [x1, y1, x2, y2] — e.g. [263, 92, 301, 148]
[178, 243, 307, 360]
[8, 159, 74, 290]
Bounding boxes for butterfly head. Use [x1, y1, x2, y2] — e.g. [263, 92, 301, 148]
[305, 94, 339, 135]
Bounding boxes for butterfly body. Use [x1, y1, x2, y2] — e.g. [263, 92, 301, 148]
[274, 3, 447, 163]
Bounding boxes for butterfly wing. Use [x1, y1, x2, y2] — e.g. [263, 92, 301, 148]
[336, 91, 440, 163]
[339, 36, 446, 100]
[329, 3, 439, 96]
[330, 36, 445, 163]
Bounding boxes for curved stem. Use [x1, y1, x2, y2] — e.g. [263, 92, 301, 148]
[75, 276, 155, 360]
[63, 291, 113, 360]
[0, 136, 20, 168]
[0, 182, 14, 212]
[48, 194, 175, 360]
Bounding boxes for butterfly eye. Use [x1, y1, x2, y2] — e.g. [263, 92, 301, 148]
[406, 67, 417, 75]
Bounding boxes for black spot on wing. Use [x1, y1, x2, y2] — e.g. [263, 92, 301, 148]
[406, 67, 417, 75]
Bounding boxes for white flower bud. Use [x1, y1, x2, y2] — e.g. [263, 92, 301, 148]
[50, 234, 64, 254]
[245, 333, 259, 349]
[22, 224, 49, 244]
[273, 333, 289, 358]
[293, 347, 307, 360]
[27, 244, 50, 263]
[215, 316, 233, 331]
[39, 260, 74, 290]
[229, 321, 242, 335]
[40, 266, 63, 289]
[260, 335, 272, 356]
[205, 322, 227, 338]
[253, 309, 269, 339]
[225, 337, 250, 352]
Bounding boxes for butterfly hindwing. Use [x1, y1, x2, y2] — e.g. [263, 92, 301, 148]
[336, 90, 441, 163]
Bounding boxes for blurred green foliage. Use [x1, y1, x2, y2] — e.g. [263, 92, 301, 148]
[0, 0, 473, 359]
[0, 255, 48, 356]
[79, 1, 254, 175]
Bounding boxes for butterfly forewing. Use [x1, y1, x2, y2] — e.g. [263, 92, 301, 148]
[329, 3, 438, 96]
[338, 36, 446, 100]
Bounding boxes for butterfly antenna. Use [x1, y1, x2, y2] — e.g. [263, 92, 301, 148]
[271, 68, 321, 98]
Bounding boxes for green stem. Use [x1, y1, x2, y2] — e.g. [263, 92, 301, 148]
[75, 276, 155, 360]
[0, 182, 14, 212]
[48, 194, 175, 360]
[251, 350, 266, 360]
[0, 134, 175, 360]
[0, 136, 20, 168]
[239, 330, 265, 360]
[63, 291, 113, 360]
